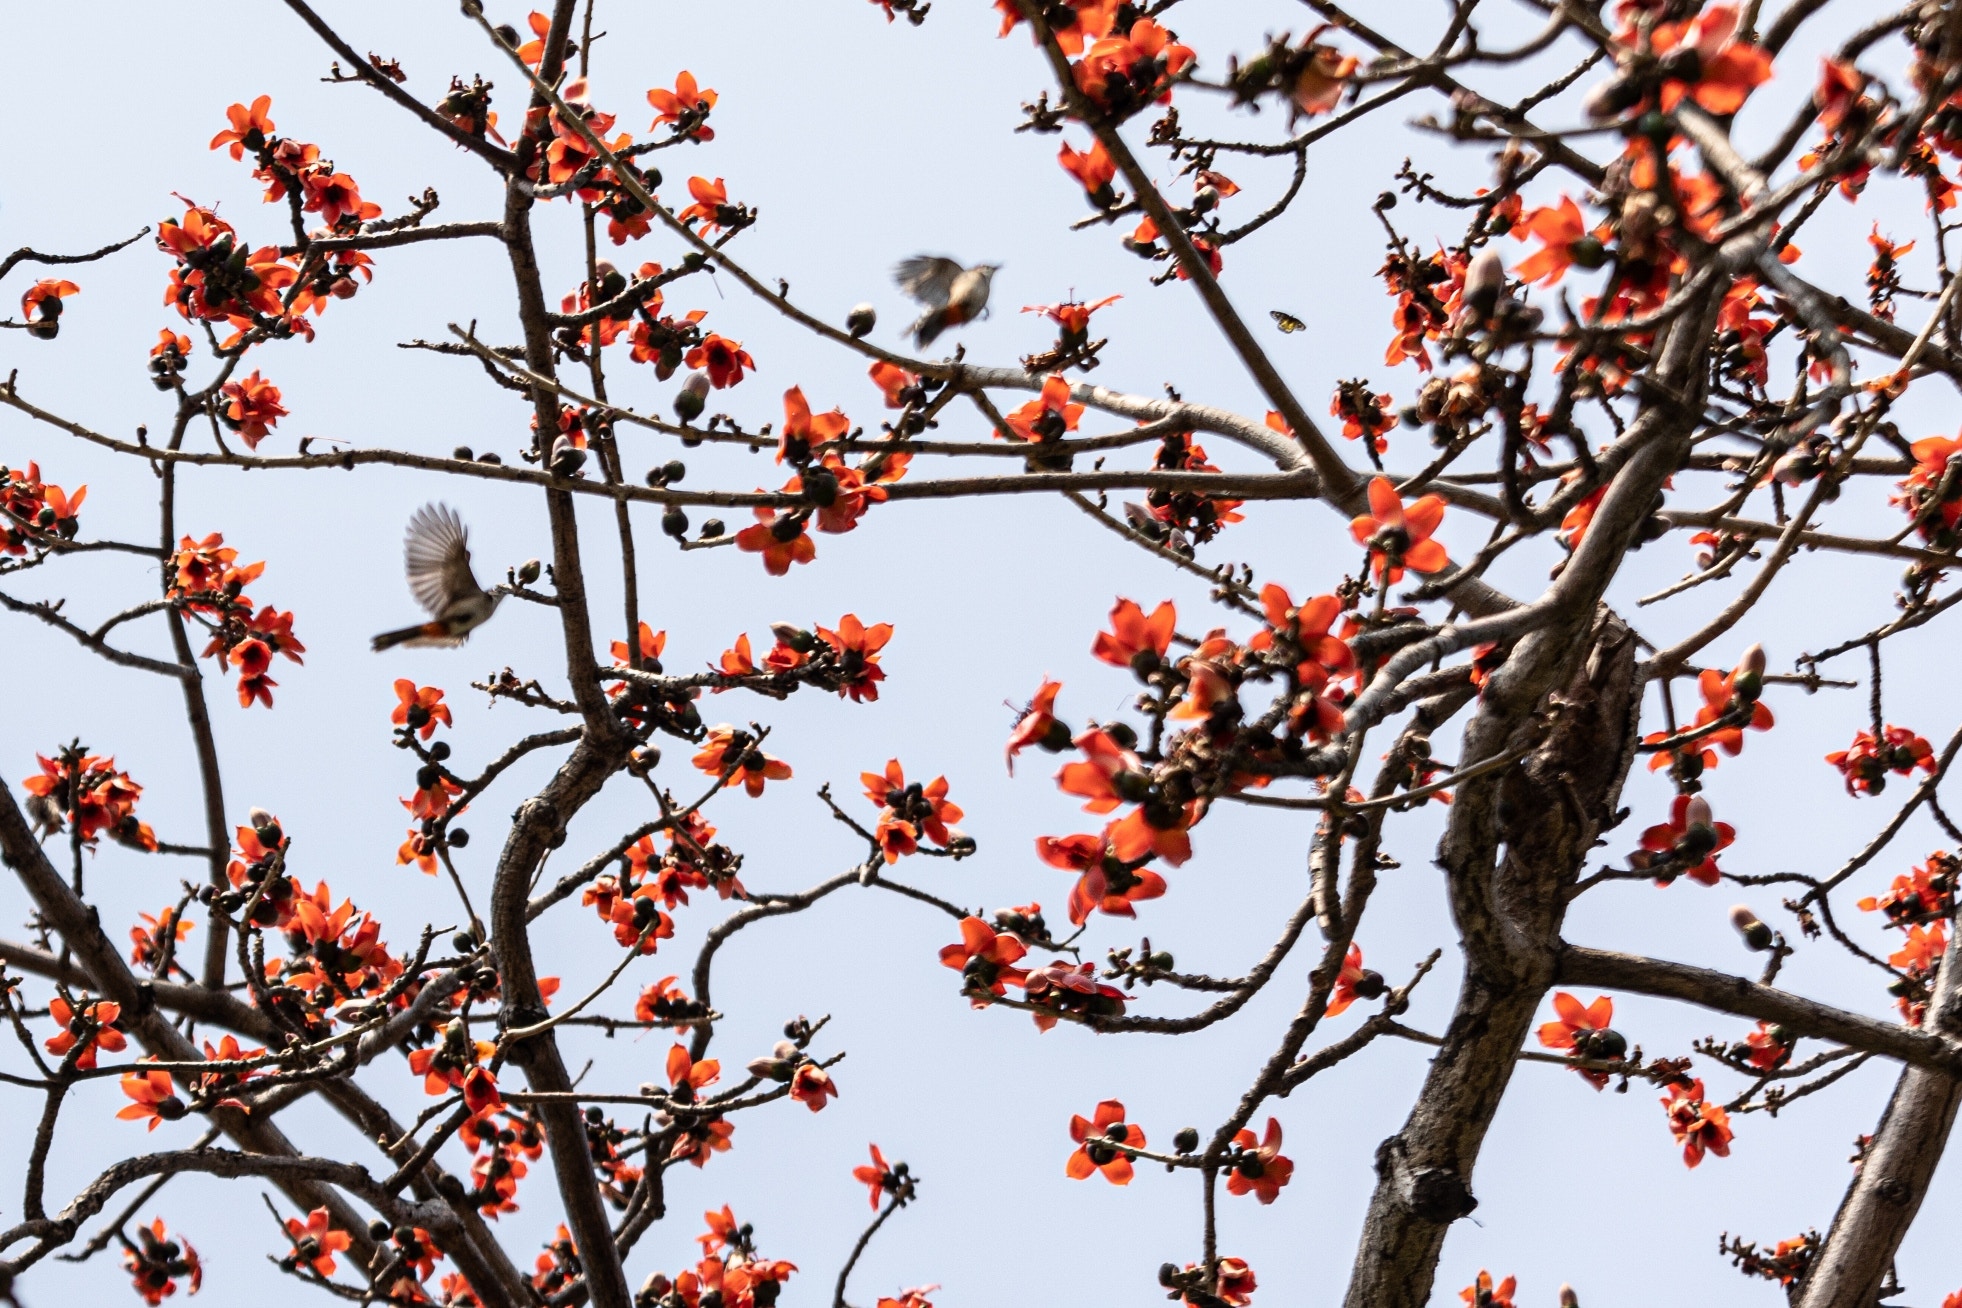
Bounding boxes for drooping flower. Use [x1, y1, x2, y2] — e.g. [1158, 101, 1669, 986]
[1039, 826, 1166, 926]
[1662, 1078, 1733, 1167]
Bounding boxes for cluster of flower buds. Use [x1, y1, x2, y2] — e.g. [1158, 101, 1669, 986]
[21, 746, 155, 850]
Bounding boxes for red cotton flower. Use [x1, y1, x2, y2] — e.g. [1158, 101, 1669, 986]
[1056, 728, 1146, 814]
[1537, 991, 1625, 1088]
[118, 1066, 185, 1130]
[1092, 597, 1176, 674]
[1634, 794, 1735, 886]
[1024, 292, 1121, 344]
[1057, 139, 1118, 206]
[678, 177, 737, 233]
[1006, 679, 1068, 774]
[1001, 374, 1083, 443]
[1662, 1078, 1733, 1167]
[20, 278, 79, 338]
[211, 94, 274, 159]
[789, 1062, 839, 1111]
[1066, 1099, 1143, 1185]
[734, 504, 815, 575]
[45, 995, 125, 1069]
[863, 759, 964, 862]
[869, 359, 919, 408]
[939, 916, 1029, 1000]
[778, 386, 851, 463]
[818, 613, 893, 702]
[647, 71, 717, 140]
[1648, 3, 1774, 116]
[392, 680, 452, 738]
[125, 1219, 200, 1305]
[1512, 196, 1609, 287]
[685, 333, 755, 388]
[219, 371, 287, 449]
[1039, 826, 1166, 925]
[854, 1143, 898, 1208]
[692, 725, 791, 797]
[1326, 942, 1385, 1017]
[285, 1206, 352, 1276]
[1460, 1271, 1516, 1308]
[1826, 726, 1936, 796]
[1645, 647, 1773, 775]
[1225, 1118, 1293, 1203]
[1350, 476, 1449, 581]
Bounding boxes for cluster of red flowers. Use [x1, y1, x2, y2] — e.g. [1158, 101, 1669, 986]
[581, 812, 746, 954]
[862, 760, 966, 863]
[391, 682, 464, 873]
[21, 747, 157, 850]
[0, 460, 85, 554]
[1663, 1078, 1734, 1168]
[168, 532, 304, 708]
[1895, 432, 1962, 550]
[712, 614, 895, 704]
[1629, 794, 1735, 887]
[735, 388, 908, 574]
[1642, 646, 1773, 785]
[629, 1207, 797, 1308]
[1825, 725, 1936, 795]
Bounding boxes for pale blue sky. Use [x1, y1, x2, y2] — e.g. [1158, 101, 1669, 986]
[2, 3, 1956, 1306]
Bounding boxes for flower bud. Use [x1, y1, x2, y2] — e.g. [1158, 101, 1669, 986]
[517, 558, 542, 586]
[1172, 1126, 1200, 1154]
[453, 445, 475, 461]
[1559, 1286, 1579, 1308]
[846, 303, 877, 338]
[549, 435, 587, 478]
[1730, 904, 1775, 951]
[1462, 249, 1505, 320]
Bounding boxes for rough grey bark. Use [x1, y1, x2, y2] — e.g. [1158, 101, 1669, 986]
[1791, 921, 1962, 1308]
[1342, 290, 1725, 1308]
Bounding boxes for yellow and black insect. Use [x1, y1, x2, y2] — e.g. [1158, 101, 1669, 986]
[1269, 309, 1306, 334]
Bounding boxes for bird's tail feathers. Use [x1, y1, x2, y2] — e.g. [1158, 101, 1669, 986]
[373, 623, 440, 651]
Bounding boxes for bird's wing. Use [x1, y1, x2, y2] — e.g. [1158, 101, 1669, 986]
[893, 256, 963, 309]
[404, 503, 482, 616]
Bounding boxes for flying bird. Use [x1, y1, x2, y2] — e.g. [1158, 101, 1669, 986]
[371, 503, 504, 651]
[893, 256, 998, 348]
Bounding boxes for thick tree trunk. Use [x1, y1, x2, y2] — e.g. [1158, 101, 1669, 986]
[1791, 922, 1962, 1308]
[1343, 608, 1641, 1306]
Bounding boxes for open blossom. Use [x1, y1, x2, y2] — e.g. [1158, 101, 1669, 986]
[392, 680, 452, 738]
[1326, 943, 1384, 1017]
[939, 916, 1028, 1000]
[1092, 597, 1175, 673]
[1632, 794, 1735, 887]
[685, 333, 755, 388]
[647, 70, 717, 139]
[1350, 476, 1448, 581]
[1826, 726, 1936, 795]
[1460, 1271, 1516, 1308]
[1663, 1078, 1733, 1167]
[285, 1207, 351, 1276]
[864, 759, 964, 862]
[45, 995, 125, 1069]
[1225, 1118, 1293, 1203]
[693, 726, 791, 797]
[1537, 991, 1625, 1088]
[219, 371, 287, 449]
[1039, 826, 1165, 925]
[1066, 1099, 1143, 1184]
